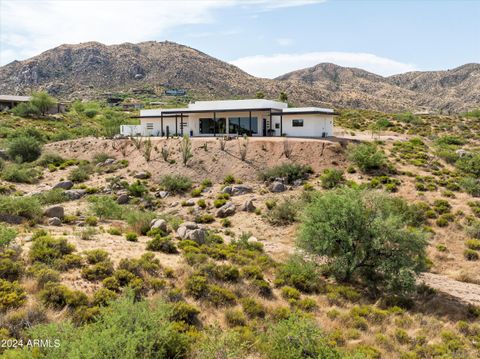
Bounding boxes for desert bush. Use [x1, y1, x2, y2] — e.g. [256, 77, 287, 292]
[107, 227, 122, 236]
[34, 189, 68, 205]
[159, 174, 192, 193]
[281, 286, 301, 301]
[260, 314, 339, 359]
[30, 92, 56, 116]
[456, 153, 480, 177]
[320, 168, 345, 189]
[146, 236, 178, 253]
[36, 153, 65, 167]
[122, 231, 137, 242]
[0, 196, 42, 220]
[93, 288, 118, 307]
[1, 163, 41, 183]
[12, 102, 41, 117]
[81, 261, 114, 281]
[0, 279, 26, 312]
[68, 164, 92, 183]
[259, 163, 313, 184]
[29, 236, 75, 265]
[461, 177, 480, 197]
[241, 298, 266, 318]
[185, 275, 209, 299]
[88, 195, 124, 220]
[29, 265, 60, 288]
[0, 224, 17, 248]
[84, 249, 109, 264]
[276, 256, 324, 293]
[124, 210, 156, 235]
[207, 284, 236, 306]
[55, 253, 83, 271]
[265, 198, 299, 225]
[212, 264, 240, 282]
[465, 239, 480, 250]
[238, 135, 249, 161]
[170, 301, 200, 324]
[39, 282, 88, 309]
[225, 308, 247, 327]
[347, 142, 387, 173]
[7, 136, 42, 162]
[298, 188, 428, 295]
[194, 214, 215, 224]
[464, 249, 479, 261]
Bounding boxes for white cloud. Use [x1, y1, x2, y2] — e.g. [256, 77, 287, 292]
[0, 0, 323, 65]
[230, 52, 417, 78]
[276, 38, 293, 46]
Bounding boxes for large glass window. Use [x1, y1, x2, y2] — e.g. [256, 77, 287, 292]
[292, 119, 304, 127]
[199, 118, 226, 134]
[228, 117, 258, 135]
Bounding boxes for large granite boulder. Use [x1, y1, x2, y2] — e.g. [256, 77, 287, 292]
[53, 181, 73, 190]
[216, 202, 236, 218]
[44, 206, 64, 218]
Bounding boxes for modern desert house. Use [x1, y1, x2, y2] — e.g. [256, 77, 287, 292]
[120, 99, 337, 138]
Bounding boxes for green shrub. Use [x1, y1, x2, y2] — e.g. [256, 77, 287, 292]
[68, 164, 92, 183]
[33, 189, 68, 205]
[0, 224, 17, 248]
[39, 282, 87, 309]
[36, 153, 65, 167]
[456, 153, 480, 177]
[55, 253, 83, 271]
[7, 136, 42, 162]
[1, 163, 41, 183]
[320, 168, 345, 189]
[124, 210, 156, 235]
[159, 175, 192, 193]
[146, 236, 178, 253]
[107, 227, 122, 236]
[281, 286, 301, 301]
[12, 102, 41, 117]
[195, 214, 215, 224]
[84, 249, 109, 264]
[185, 275, 209, 299]
[170, 301, 200, 324]
[212, 264, 240, 282]
[0, 250, 23, 281]
[261, 314, 339, 359]
[225, 308, 247, 327]
[128, 181, 148, 197]
[298, 188, 428, 295]
[295, 297, 318, 312]
[125, 232, 138, 242]
[461, 177, 480, 197]
[347, 142, 387, 172]
[241, 298, 266, 318]
[213, 198, 227, 208]
[85, 216, 98, 226]
[197, 199, 207, 209]
[276, 256, 324, 293]
[191, 188, 202, 197]
[30, 266, 61, 288]
[223, 175, 236, 184]
[265, 198, 298, 225]
[93, 288, 118, 306]
[29, 236, 75, 265]
[81, 261, 114, 281]
[465, 239, 480, 250]
[207, 284, 236, 306]
[88, 196, 124, 220]
[259, 163, 313, 184]
[0, 279, 26, 312]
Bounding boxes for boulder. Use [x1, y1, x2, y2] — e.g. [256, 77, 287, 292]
[64, 189, 86, 200]
[177, 222, 206, 243]
[48, 217, 62, 226]
[155, 191, 169, 199]
[150, 219, 168, 232]
[293, 179, 303, 187]
[104, 158, 116, 165]
[269, 181, 287, 193]
[53, 181, 73, 190]
[133, 171, 149, 179]
[222, 185, 253, 196]
[116, 194, 130, 204]
[0, 213, 25, 224]
[216, 202, 236, 218]
[44, 206, 64, 218]
[240, 198, 256, 212]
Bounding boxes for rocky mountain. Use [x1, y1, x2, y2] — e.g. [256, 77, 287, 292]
[0, 41, 478, 113]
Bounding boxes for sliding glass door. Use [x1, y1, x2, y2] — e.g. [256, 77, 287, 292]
[228, 117, 258, 136]
[199, 118, 226, 134]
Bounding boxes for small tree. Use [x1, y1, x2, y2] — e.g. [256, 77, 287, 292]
[7, 136, 42, 162]
[298, 188, 428, 295]
[255, 91, 265, 99]
[30, 92, 56, 116]
[180, 135, 193, 166]
[279, 92, 288, 102]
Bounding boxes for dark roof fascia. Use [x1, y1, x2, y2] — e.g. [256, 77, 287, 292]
[131, 107, 284, 119]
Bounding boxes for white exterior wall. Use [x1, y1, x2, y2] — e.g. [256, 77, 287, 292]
[279, 114, 334, 137]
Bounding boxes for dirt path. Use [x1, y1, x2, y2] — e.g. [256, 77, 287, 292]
[419, 273, 480, 306]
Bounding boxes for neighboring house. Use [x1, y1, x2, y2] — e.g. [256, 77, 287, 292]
[120, 99, 337, 138]
[0, 95, 67, 114]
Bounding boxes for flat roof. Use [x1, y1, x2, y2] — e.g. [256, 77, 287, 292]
[0, 95, 31, 102]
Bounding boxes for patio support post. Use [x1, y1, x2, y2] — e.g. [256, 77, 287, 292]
[269, 110, 272, 137]
[249, 111, 252, 135]
[213, 111, 216, 137]
[180, 113, 184, 136]
[280, 113, 283, 136]
[161, 113, 164, 137]
[175, 115, 178, 135]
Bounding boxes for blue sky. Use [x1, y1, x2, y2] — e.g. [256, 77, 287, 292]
[0, 0, 478, 77]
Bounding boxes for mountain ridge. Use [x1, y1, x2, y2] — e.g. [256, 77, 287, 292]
[0, 41, 478, 113]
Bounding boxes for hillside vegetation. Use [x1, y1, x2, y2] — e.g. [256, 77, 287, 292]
[0, 104, 480, 358]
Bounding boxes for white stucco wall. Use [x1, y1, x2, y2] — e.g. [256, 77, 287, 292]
[277, 114, 334, 137]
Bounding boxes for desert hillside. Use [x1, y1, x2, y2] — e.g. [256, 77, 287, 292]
[1, 41, 479, 112]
